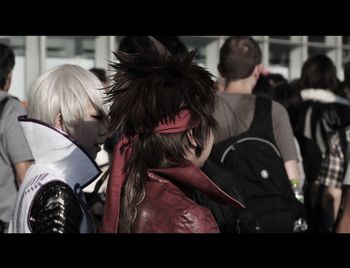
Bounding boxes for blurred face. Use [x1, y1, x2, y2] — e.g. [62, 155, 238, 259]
[72, 102, 108, 159]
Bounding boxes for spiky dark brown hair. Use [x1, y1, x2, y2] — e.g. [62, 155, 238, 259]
[107, 36, 217, 138]
[106, 36, 218, 232]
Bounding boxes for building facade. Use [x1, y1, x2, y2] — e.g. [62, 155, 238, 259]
[1, 36, 349, 101]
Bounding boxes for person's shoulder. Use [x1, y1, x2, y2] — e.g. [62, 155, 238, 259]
[271, 99, 288, 114]
[146, 178, 202, 214]
[216, 92, 229, 103]
[4, 95, 26, 116]
[172, 204, 219, 233]
[143, 179, 219, 232]
[160, 187, 213, 222]
[147, 178, 189, 203]
[150, 183, 219, 233]
[217, 93, 254, 107]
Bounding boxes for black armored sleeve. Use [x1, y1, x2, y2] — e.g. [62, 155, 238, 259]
[29, 181, 83, 233]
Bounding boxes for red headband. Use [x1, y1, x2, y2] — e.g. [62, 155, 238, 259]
[102, 110, 192, 233]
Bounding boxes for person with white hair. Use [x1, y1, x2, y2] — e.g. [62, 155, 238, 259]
[8, 64, 108, 233]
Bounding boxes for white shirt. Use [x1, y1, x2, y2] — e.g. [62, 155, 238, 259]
[8, 118, 101, 233]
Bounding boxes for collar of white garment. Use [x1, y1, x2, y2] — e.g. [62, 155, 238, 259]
[301, 88, 350, 106]
[19, 116, 101, 190]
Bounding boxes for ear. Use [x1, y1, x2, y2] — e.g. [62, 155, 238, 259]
[253, 64, 262, 80]
[217, 63, 224, 78]
[54, 112, 64, 131]
[3, 71, 13, 91]
[186, 129, 197, 148]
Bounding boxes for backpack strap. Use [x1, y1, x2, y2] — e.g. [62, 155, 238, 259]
[248, 96, 274, 142]
[0, 97, 10, 119]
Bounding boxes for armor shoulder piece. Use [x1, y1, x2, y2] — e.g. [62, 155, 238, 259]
[29, 181, 83, 233]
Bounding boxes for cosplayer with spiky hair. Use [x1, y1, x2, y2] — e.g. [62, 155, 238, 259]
[102, 37, 244, 233]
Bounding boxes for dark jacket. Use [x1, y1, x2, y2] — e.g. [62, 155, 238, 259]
[300, 89, 350, 154]
[130, 161, 244, 233]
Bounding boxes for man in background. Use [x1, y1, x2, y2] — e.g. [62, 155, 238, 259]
[0, 43, 33, 233]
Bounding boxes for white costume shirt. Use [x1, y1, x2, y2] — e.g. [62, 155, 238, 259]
[8, 118, 101, 233]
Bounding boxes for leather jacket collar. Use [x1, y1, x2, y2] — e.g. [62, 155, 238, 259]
[148, 160, 245, 208]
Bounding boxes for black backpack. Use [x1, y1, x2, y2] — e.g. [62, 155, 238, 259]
[209, 96, 305, 233]
[194, 159, 246, 233]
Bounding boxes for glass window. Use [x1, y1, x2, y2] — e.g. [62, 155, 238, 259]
[46, 36, 96, 71]
[343, 36, 350, 45]
[308, 36, 325, 43]
[268, 43, 292, 79]
[180, 36, 218, 65]
[116, 36, 124, 48]
[114, 36, 217, 69]
[270, 36, 291, 40]
[343, 49, 350, 64]
[269, 44, 291, 66]
[308, 47, 331, 57]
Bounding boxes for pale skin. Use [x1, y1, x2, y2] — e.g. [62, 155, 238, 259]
[14, 161, 33, 186]
[284, 160, 302, 184]
[214, 76, 225, 93]
[322, 186, 342, 224]
[220, 64, 301, 182]
[54, 101, 108, 160]
[336, 187, 350, 233]
[186, 130, 214, 168]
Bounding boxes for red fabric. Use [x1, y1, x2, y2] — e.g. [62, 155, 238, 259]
[131, 170, 220, 233]
[154, 110, 191, 133]
[101, 110, 192, 233]
[130, 163, 244, 233]
[101, 137, 131, 233]
[149, 162, 245, 208]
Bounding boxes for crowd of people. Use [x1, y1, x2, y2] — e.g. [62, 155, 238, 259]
[2, 36, 350, 233]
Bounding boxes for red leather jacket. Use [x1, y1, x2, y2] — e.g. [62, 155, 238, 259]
[130, 161, 244, 233]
